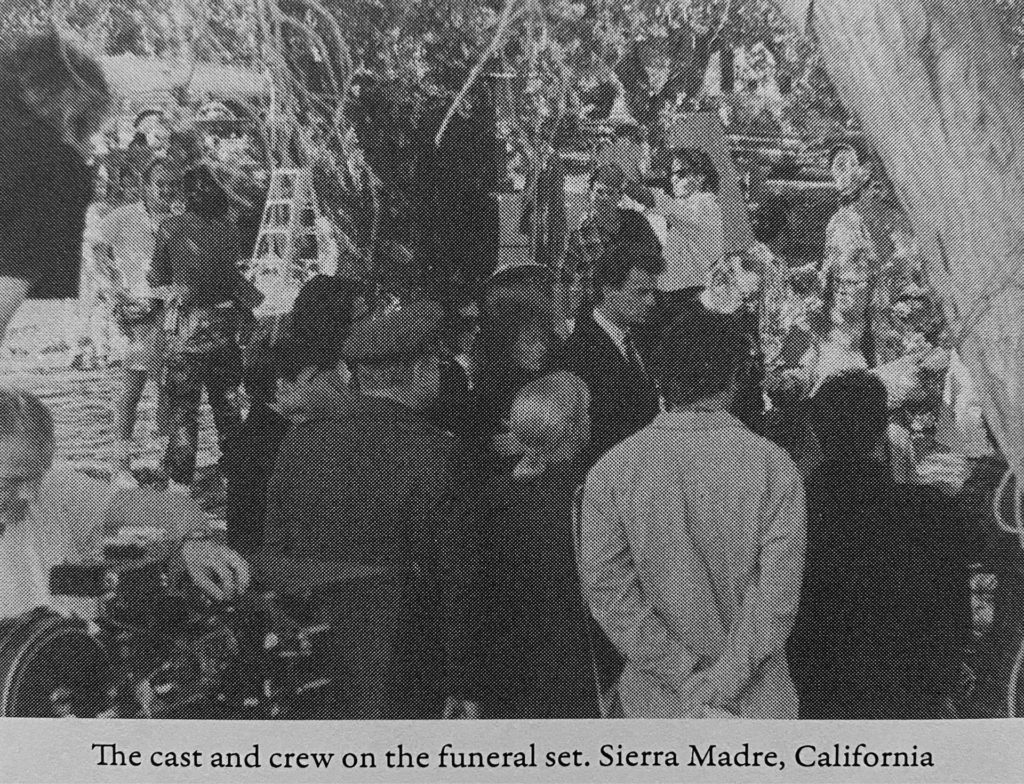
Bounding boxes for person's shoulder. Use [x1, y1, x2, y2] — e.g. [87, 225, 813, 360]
[692, 191, 717, 208]
[735, 423, 803, 484]
[39, 466, 114, 511]
[97, 202, 136, 230]
[562, 321, 592, 359]
[899, 480, 952, 514]
[587, 423, 653, 477]
[565, 314, 608, 351]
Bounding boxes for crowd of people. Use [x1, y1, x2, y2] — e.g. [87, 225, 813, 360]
[0, 29, 1020, 721]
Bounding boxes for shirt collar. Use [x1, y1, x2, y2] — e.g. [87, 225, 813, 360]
[591, 307, 628, 359]
[653, 408, 740, 431]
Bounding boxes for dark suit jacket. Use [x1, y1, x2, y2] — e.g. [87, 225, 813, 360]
[565, 314, 661, 464]
[263, 393, 482, 718]
[481, 464, 598, 718]
[225, 402, 289, 556]
[787, 458, 970, 719]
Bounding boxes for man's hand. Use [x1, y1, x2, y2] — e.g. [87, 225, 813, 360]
[442, 696, 481, 720]
[181, 539, 251, 601]
[685, 657, 748, 711]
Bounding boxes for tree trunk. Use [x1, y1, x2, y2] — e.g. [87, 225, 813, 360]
[779, 0, 1024, 481]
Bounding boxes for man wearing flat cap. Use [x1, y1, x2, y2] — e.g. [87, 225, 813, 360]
[263, 300, 483, 719]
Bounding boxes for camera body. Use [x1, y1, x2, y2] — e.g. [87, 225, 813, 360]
[0, 539, 334, 718]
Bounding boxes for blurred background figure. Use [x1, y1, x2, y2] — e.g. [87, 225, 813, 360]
[226, 274, 367, 555]
[0, 31, 112, 338]
[561, 163, 662, 325]
[788, 369, 972, 719]
[94, 161, 175, 487]
[629, 147, 725, 315]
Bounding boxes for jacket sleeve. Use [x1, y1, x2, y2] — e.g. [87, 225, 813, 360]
[577, 463, 701, 687]
[104, 489, 211, 541]
[406, 436, 483, 700]
[260, 428, 302, 558]
[714, 463, 807, 682]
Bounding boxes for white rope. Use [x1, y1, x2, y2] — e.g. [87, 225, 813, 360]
[992, 464, 1024, 716]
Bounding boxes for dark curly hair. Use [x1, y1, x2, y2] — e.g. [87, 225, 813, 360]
[182, 166, 230, 220]
[0, 31, 111, 143]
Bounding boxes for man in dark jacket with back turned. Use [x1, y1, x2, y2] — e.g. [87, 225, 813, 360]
[262, 300, 482, 720]
[787, 369, 970, 719]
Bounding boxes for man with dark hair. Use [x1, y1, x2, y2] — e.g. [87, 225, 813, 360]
[561, 163, 662, 321]
[227, 277, 367, 555]
[263, 301, 482, 720]
[564, 242, 663, 463]
[578, 306, 806, 718]
[788, 368, 970, 719]
[0, 31, 112, 330]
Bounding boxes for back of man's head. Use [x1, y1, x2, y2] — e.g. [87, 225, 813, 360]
[593, 242, 664, 294]
[271, 337, 334, 384]
[292, 275, 366, 358]
[810, 369, 888, 460]
[655, 306, 745, 408]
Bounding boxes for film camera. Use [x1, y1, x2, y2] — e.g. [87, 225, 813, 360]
[0, 537, 337, 718]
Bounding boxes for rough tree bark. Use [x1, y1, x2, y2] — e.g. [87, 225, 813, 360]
[777, 0, 1024, 482]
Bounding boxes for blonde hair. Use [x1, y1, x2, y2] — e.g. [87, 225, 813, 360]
[508, 372, 589, 477]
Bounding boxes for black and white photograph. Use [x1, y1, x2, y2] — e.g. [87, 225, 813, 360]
[1, 0, 1024, 778]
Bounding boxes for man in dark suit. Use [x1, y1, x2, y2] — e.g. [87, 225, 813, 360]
[262, 300, 482, 720]
[565, 242, 664, 464]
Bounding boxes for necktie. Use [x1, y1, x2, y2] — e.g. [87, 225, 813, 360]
[623, 329, 646, 378]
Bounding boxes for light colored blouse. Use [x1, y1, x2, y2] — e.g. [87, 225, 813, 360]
[650, 190, 725, 292]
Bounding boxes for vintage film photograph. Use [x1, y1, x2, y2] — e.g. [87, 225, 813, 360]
[0, 0, 1022, 737]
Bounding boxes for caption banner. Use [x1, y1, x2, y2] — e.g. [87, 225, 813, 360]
[1, 718, 1022, 783]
